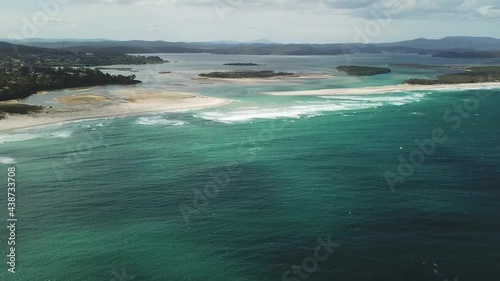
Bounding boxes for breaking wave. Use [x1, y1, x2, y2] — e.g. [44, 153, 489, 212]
[135, 116, 187, 126]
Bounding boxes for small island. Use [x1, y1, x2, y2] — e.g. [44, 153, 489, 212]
[199, 70, 294, 79]
[336, 66, 391, 76]
[223, 63, 262, 66]
[404, 66, 500, 85]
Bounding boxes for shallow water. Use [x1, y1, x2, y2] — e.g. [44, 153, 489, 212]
[1, 54, 500, 281]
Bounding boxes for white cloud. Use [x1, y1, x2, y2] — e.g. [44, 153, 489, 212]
[1, 0, 499, 42]
[477, 5, 500, 17]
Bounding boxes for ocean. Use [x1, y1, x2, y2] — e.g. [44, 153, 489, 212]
[1, 54, 499, 281]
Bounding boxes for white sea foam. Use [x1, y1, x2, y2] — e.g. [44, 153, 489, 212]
[267, 83, 500, 96]
[49, 131, 73, 139]
[135, 116, 187, 126]
[197, 101, 383, 123]
[0, 156, 17, 164]
[0, 130, 74, 144]
[78, 122, 107, 129]
[319, 92, 427, 105]
[197, 91, 429, 123]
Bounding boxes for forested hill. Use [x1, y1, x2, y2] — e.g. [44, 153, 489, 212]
[0, 67, 140, 101]
[11, 36, 500, 57]
[0, 41, 165, 67]
[0, 41, 67, 54]
[0, 42, 162, 102]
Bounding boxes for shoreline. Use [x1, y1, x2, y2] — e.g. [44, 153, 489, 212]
[195, 73, 334, 83]
[0, 90, 230, 133]
[4, 81, 500, 133]
[263, 82, 500, 96]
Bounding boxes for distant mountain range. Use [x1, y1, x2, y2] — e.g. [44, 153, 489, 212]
[0, 41, 67, 54]
[1, 36, 499, 58]
[377, 36, 500, 50]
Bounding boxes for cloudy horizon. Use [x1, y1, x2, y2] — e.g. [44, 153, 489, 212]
[1, 0, 499, 43]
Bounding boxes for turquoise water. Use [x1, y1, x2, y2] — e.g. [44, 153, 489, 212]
[1, 54, 500, 280]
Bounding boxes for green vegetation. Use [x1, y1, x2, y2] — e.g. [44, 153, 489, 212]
[432, 51, 500, 59]
[0, 42, 155, 102]
[0, 42, 168, 68]
[336, 66, 391, 76]
[0, 51, 164, 68]
[390, 64, 469, 70]
[0, 103, 44, 119]
[0, 42, 165, 67]
[70, 53, 165, 66]
[404, 66, 500, 85]
[223, 63, 261, 66]
[199, 70, 294, 79]
[96, 67, 137, 72]
[0, 66, 140, 101]
[10, 36, 500, 57]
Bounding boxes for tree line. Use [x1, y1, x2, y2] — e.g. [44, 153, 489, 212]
[0, 66, 141, 101]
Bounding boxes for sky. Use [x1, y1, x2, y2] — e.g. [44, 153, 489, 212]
[1, 0, 499, 43]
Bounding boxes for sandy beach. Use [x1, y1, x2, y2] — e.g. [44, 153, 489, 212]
[195, 73, 334, 84]
[0, 89, 230, 132]
[56, 94, 114, 106]
[263, 82, 500, 96]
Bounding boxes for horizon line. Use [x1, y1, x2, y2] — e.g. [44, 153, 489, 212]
[2, 35, 500, 45]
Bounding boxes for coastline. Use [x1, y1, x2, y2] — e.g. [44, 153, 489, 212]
[195, 73, 334, 83]
[4, 81, 500, 133]
[0, 90, 230, 133]
[263, 82, 500, 96]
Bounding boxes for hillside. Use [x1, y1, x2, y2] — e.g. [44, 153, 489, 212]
[0, 41, 165, 67]
[3, 36, 499, 57]
[432, 51, 500, 58]
[377, 36, 500, 50]
[0, 41, 68, 55]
